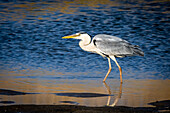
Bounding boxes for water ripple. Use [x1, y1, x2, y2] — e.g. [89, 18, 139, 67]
[0, 0, 169, 80]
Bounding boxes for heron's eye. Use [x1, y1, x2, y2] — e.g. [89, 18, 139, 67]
[75, 33, 80, 36]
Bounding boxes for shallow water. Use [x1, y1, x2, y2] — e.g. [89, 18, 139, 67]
[0, 0, 170, 107]
[0, 79, 170, 107]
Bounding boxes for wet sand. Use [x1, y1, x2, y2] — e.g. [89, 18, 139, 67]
[1, 80, 170, 113]
[0, 79, 170, 107]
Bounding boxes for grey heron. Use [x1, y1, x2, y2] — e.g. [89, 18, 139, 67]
[62, 32, 144, 83]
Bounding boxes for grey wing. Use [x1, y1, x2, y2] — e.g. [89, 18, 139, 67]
[92, 34, 144, 57]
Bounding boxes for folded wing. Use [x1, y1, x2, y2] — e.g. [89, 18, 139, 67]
[92, 34, 144, 57]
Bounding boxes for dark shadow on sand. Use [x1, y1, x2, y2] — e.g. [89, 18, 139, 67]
[0, 101, 15, 104]
[54, 92, 113, 98]
[148, 100, 170, 110]
[0, 89, 39, 96]
[59, 101, 79, 105]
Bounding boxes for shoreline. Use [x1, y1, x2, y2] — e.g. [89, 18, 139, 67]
[0, 104, 168, 113]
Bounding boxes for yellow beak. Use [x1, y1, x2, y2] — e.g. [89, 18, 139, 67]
[62, 34, 77, 39]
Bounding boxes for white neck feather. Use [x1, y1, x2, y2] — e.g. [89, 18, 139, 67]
[79, 34, 93, 52]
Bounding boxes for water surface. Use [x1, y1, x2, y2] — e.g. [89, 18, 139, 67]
[0, 0, 169, 107]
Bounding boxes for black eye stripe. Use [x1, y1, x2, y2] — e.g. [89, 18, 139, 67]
[78, 31, 86, 34]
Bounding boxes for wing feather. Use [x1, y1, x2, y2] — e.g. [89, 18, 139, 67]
[92, 34, 144, 57]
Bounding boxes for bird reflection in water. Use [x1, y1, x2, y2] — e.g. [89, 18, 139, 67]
[103, 82, 122, 107]
[55, 82, 122, 107]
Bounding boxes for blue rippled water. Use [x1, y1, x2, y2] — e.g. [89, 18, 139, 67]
[0, 0, 169, 80]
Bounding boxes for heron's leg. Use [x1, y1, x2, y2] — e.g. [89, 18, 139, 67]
[110, 56, 123, 83]
[103, 57, 112, 82]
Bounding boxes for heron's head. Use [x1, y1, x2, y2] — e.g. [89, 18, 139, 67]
[62, 32, 90, 40]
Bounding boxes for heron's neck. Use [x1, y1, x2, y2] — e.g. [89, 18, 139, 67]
[79, 36, 92, 51]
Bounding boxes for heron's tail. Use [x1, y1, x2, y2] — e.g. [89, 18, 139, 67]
[133, 46, 144, 56]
